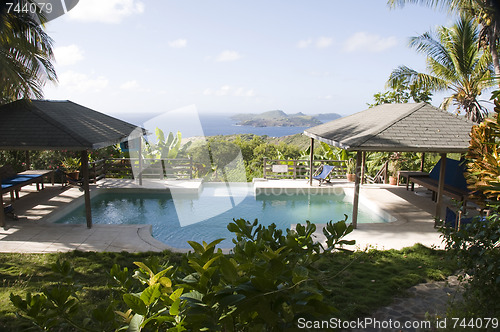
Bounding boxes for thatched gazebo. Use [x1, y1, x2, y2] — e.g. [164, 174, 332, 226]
[0, 99, 146, 227]
[304, 102, 475, 227]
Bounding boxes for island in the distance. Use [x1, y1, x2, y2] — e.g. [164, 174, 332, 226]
[231, 110, 341, 127]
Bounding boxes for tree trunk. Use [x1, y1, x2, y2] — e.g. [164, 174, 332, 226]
[487, 0, 500, 81]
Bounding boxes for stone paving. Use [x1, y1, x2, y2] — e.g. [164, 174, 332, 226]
[350, 275, 464, 332]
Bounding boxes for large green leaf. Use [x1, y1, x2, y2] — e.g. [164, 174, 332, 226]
[140, 284, 161, 306]
[123, 294, 147, 316]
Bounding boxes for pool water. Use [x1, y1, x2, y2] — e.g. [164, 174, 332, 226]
[55, 184, 388, 248]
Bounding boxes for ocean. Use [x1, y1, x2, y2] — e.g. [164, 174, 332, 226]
[119, 113, 313, 138]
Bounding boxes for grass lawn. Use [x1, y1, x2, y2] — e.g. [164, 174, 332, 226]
[0, 244, 456, 331]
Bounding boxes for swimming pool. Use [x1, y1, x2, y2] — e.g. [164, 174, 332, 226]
[55, 184, 389, 249]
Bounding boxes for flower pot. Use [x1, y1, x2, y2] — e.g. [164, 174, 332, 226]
[67, 171, 80, 181]
[346, 173, 356, 182]
[389, 175, 398, 185]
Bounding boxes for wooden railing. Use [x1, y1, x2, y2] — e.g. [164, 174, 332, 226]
[263, 158, 347, 180]
[90, 157, 193, 180]
[366, 160, 389, 184]
[88, 158, 107, 183]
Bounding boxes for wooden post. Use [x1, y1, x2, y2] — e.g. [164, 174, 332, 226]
[293, 160, 297, 179]
[0, 192, 5, 227]
[138, 139, 143, 186]
[25, 151, 30, 170]
[420, 153, 425, 172]
[81, 150, 92, 229]
[309, 138, 314, 186]
[361, 151, 366, 184]
[263, 157, 267, 179]
[189, 156, 193, 179]
[91, 162, 96, 183]
[352, 151, 362, 229]
[435, 153, 447, 226]
[384, 161, 389, 184]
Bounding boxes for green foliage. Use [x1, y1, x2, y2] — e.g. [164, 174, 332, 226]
[0, 146, 120, 173]
[0, 0, 57, 104]
[10, 259, 119, 331]
[440, 214, 500, 317]
[189, 135, 302, 181]
[440, 94, 500, 319]
[465, 96, 500, 209]
[368, 83, 432, 108]
[387, 15, 495, 122]
[61, 157, 81, 172]
[109, 219, 354, 331]
[143, 129, 191, 160]
[3, 244, 458, 331]
[345, 158, 356, 174]
[11, 219, 355, 331]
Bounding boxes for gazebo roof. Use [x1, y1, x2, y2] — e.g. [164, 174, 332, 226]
[0, 99, 145, 150]
[304, 102, 475, 153]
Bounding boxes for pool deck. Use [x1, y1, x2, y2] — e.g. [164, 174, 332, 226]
[0, 178, 451, 253]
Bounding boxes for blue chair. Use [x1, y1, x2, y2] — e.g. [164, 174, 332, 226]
[313, 165, 335, 185]
[445, 207, 473, 230]
[428, 158, 469, 192]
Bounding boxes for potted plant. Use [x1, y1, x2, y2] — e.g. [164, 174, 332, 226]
[388, 153, 401, 185]
[62, 157, 81, 180]
[345, 158, 356, 182]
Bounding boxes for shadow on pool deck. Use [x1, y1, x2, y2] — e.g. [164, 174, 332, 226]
[0, 179, 448, 253]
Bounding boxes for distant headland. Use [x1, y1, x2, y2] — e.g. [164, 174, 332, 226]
[230, 110, 341, 127]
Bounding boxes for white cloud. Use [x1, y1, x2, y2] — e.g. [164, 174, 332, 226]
[343, 32, 398, 53]
[58, 70, 108, 93]
[120, 80, 139, 90]
[54, 44, 84, 66]
[316, 37, 333, 49]
[203, 85, 255, 97]
[67, 0, 145, 24]
[297, 39, 313, 48]
[215, 50, 241, 62]
[215, 85, 231, 96]
[168, 39, 187, 48]
[234, 87, 255, 97]
[297, 37, 333, 49]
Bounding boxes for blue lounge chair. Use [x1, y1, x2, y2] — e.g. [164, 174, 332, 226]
[408, 158, 470, 203]
[445, 207, 472, 230]
[313, 165, 335, 185]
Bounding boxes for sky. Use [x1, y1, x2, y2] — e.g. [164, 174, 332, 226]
[42, 0, 459, 118]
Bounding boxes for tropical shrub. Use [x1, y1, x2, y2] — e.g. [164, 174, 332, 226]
[11, 218, 355, 331]
[464, 96, 500, 209]
[441, 94, 500, 319]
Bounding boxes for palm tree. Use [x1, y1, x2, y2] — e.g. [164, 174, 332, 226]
[387, 0, 500, 77]
[387, 15, 495, 122]
[0, 0, 57, 105]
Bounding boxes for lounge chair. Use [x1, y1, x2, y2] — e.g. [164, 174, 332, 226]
[408, 158, 470, 203]
[312, 165, 335, 186]
[444, 206, 472, 230]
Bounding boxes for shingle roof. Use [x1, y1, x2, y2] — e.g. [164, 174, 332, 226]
[0, 99, 146, 150]
[304, 103, 475, 153]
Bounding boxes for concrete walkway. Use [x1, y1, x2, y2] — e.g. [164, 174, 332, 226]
[0, 179, 451, 253]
